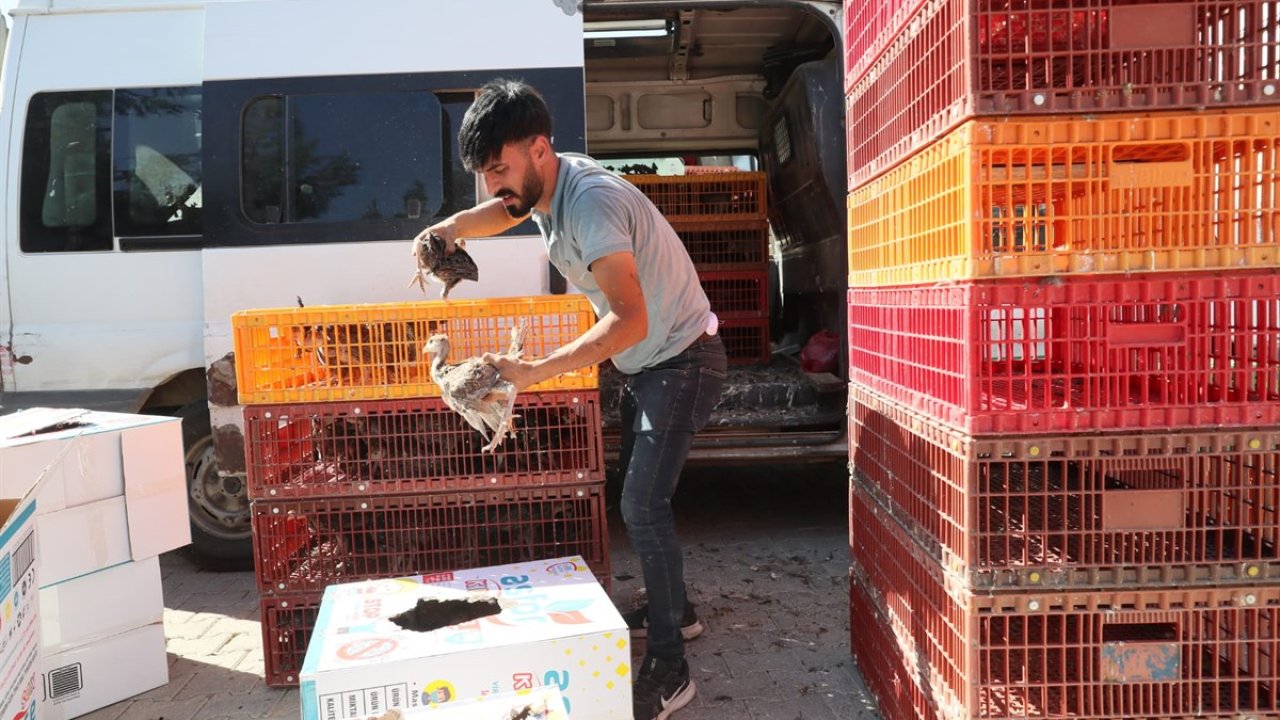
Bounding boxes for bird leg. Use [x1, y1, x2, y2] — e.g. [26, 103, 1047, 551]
[480, 381, 520, 453]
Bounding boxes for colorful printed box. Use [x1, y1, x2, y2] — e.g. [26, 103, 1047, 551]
[301, 556, 630, 720]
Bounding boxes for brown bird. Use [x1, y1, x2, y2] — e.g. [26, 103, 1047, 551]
[409, 232, 479, 299]
[424, 322, 527, 453]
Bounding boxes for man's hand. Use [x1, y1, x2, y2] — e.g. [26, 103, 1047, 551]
[483, 353, 542, 392]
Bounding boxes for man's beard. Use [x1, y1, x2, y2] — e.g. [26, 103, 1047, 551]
[499, 170, 544, 218]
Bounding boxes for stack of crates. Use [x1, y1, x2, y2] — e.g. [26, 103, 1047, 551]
[625, 171, 772, 364]
[843, 0, 1280, 718]
[230, 296, 608, 686]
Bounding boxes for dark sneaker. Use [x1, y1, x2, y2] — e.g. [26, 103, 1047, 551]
[623, 601, 704, 640]
[633, 655, 696, 720]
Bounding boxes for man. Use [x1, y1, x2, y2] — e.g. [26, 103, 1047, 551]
[417, 78, 726, 720]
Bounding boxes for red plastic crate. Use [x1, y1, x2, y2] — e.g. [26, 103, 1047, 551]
[261, 592, 321, 687]
[244, 392, 604, 500]
[850, 572, 942, 720]
[846, 0, 1280, 189]
[843, 0, 927, 93]
[851, 384, 1280, 589]
[719, 318, 771, 366]
[847, 272, 1280, 434]
[672, 220, 770, 270]
[252, 485, 608, 595]
[851, 485, 1280, 720]
[699, 270, 768, 319]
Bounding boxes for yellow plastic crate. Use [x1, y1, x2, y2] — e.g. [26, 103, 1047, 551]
[625, 172, 768, 222]
[848, 109, 1280, 286]
[232, 295, 597, 405]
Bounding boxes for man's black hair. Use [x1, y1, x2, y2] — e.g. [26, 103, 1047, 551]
[458, 79, 553, 171]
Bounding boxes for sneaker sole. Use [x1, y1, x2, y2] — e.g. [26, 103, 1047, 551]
[656, 678, 697, 720]
[630, 620, 704, 642]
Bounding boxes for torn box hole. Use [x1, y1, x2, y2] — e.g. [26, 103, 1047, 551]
[389, 596, 501, 632]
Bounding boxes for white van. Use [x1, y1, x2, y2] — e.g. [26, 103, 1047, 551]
[0, 0, 848, 565]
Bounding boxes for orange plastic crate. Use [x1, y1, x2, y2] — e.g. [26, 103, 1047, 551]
[232, 295, 597, 404]
[849, 110, 1280, 286]
[846, 0, 1280, 189]
[851, 485, 1280, 720]
[624, 173, 767, 222]
[244, 392, 604, 500]
[671, 220, 770, 270]
[850, 384, 1280, 590]
[252, 484, 609, 596]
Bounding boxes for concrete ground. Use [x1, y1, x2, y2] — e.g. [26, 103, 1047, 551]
[78, 462, 880, 720]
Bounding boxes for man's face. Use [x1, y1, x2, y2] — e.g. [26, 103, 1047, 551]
[482, 140, 545, 218]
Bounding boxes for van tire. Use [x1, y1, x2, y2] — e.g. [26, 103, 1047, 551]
[178, 401, 253, 570]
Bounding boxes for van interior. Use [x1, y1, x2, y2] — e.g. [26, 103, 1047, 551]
[581, 3, 848, 461]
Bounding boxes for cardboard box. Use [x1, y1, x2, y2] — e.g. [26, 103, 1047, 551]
[40, 556, 163, 654]
[0, 473, 41, 720]
[40, 622, 167, 720]
[301, 556, 630, 720]
[0, 409, 178, 513]
[339, 685, 569, 720]
[0, 408, 190, 587]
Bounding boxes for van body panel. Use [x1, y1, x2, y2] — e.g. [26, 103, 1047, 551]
[204, 0, 584, 81]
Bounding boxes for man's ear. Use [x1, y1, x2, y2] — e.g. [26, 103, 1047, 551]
[531, 135, 553, 163]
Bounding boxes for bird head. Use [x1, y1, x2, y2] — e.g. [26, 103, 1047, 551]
[423, 334, 450, 360]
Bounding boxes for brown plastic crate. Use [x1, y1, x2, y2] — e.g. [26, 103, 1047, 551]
[851, 484, 1280, 720]
[719, 318, 771, 366]
[849, 571, 943, 720]
[252, 485, 608, 596]
[624, 173, 767, 222]
[244, 392, 604, 500]
[850, 384, 1280, 589]
[846, 0, 1280, 189]
[260, 592, 321, 687]
[672, 219, 770, 270]
[699, 270, 769, 319]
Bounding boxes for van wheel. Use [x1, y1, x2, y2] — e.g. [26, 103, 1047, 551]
[178, 402, 253, 570]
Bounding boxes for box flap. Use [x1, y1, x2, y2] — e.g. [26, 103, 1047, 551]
[121, 421, 190, 558]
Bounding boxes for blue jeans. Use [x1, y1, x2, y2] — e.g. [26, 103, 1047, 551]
[618, 333, 727, 661]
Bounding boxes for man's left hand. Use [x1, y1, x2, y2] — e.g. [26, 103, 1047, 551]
[483, 353, 540, 392]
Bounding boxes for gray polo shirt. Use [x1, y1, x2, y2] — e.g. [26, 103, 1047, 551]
[532, 153, 710, 374]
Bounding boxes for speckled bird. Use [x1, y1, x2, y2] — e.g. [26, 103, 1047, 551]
[424, 321, 527, 452]
[410, 232, 479, 300]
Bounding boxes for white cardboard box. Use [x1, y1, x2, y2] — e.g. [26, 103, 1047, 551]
[40, 622, 168, 720]
[0, 408, 191, 587]
[301, 556, 630, 720]
[36, 496, 132, 588]
[0, 409, 178, 513]
[0, 471, 42, 720]
[39, 556, 164, 654]
[339, 685, 570, 720]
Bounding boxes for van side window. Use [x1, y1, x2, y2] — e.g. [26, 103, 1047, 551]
[20, 91, 113, 252]
[113, 87, 203, 238]
[240, 91, 444, 224]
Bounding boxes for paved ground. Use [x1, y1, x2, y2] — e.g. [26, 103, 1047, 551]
[79, 462, 880, 720]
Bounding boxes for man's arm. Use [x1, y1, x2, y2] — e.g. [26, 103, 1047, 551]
[486, 251, 648, 390]
[413, 198, 526, 253]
